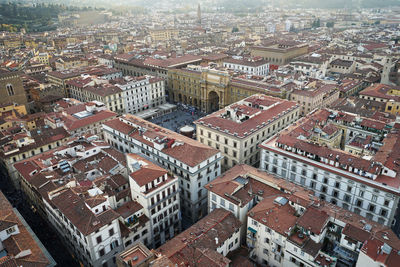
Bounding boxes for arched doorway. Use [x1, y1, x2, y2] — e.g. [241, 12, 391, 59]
[178, 93, 182, 102]
[183, 95, 187, 104]
[208, 91, 219, 112]
[193, 98, 198, 108]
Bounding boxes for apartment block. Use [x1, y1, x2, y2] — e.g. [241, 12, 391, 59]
[127, 153, 180, 248]
[260, 108, 400, 229]
[290, 82, 340, 116]
[223, 57, 269, 76]
[155, 208, 242, 266]
[0, 125, 70, 187]
[204, 164, 400, 267]
[45, 99, 117, 138]
[0, 191, 56, 267]
[102, 114, 222, 223]
[195, 94, 300, 170]
[11, 136, 159, 267]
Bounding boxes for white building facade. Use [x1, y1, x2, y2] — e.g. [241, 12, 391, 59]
[127, 154, 180, 248]
[102, 115, 222, 223]
[115, 76, 166, 114]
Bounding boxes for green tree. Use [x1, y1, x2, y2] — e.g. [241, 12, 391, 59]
[326, 21, 334, 28]
[312, 18, 321, 28]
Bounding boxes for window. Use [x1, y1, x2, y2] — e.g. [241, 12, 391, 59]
[310, 181, 316, 189]
[252, 220, 258, 226]
[109, 228, 114, 236]
[347, 186, 352, 192]
[263, 248, 269, 255]
[212, 193, 217, 201]
[99, 248, 105, 257]
[6, 227, 15, 235]
[110, 240, 118, 250]
[220, 198, 225, 206]
[264, 237, 270, 244]
[381, 209, 388, 217]
[384, 199, 390, 207]
[372, 195, 378, 202]
[96, 235, 102, 244]
[229, 203, 234, 212]
[368, 204, 376, 212]
[6, 84, 14, 96]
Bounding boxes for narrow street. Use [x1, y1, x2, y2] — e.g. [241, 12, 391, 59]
[0, 167, 79, 267]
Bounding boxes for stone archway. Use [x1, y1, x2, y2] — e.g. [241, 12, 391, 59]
[178, 93, 182, 102]
[193, 98, 198, 108]
[208, 91, 220, 112]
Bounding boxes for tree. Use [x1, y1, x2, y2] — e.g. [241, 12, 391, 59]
[232, 26, 239, 33]
[312, 18, 321, 28]
[326, 21, 334, 28]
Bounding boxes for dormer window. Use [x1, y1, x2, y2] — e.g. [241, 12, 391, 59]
[6, 226, 16, 235]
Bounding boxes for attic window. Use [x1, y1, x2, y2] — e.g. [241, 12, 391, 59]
[6, 227, 15, 235]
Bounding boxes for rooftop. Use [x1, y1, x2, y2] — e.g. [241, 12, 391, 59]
[157, 208, 241, 267]
[0, 191, 54, 267]
[260, 108, 400, 194]
[195, 94, 299, 138]
[103, 114, 220, 167]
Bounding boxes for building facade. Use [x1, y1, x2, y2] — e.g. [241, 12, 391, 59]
[0, 71, 27, 108]
[223, 58, 269, 76]
[102, 114, 222, 223]
[259, 109, 400, 229]
[127, 154, 180, 248]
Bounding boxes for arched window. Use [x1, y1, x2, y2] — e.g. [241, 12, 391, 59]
[6, 84, 14, 96]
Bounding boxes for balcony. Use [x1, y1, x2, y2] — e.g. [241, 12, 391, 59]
[124, 216, 139, 229]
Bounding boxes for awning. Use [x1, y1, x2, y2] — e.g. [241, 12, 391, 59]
[248, 227, 257, 234]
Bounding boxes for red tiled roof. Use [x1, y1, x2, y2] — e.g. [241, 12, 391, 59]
[297, 207, 329, 235]
[157, 209, 241, 267]
[51, 188, 119, 235]
[195, 94, 298, 138]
